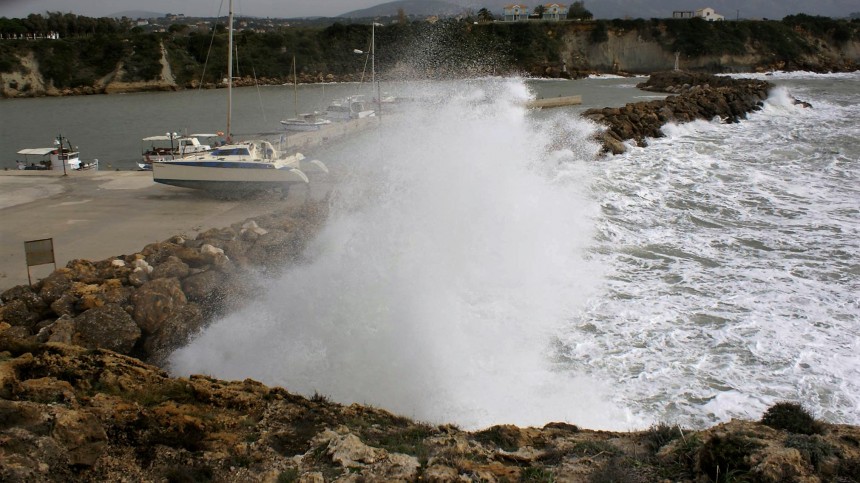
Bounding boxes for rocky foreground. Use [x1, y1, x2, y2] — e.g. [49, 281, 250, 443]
[1, 74, 857, 481]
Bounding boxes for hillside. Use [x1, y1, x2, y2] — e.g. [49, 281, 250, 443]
[340, 0, 465, 19]
[0, 15, 858, 98]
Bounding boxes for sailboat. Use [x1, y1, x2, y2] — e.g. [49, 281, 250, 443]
[152, 0, 327, 195]
[280, 56, 331, 132]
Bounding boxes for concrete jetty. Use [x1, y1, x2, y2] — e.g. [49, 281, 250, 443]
[523, 95, 583, 109]
[0, 170, 332, 289]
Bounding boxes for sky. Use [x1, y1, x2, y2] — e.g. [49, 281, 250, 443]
[0, 0, 389, 18]
[1, 0, 858, 19]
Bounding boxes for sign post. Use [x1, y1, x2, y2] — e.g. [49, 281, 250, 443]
[24, 238, 56, 286]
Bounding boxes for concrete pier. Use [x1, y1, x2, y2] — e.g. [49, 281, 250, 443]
[524, 95, 583, 109]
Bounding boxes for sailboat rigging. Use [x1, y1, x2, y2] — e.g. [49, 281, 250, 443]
[151, 0, 327, 195]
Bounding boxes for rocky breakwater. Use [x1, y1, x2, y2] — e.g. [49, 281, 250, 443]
[583, 71, 783, 154]
[0, 201, 327, 367]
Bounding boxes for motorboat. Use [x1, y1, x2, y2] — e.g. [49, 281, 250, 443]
[16, 134, 97, 171]
[139, 133, 217, 170]
[151, 0, 326, 195]
[280, 111, 332, 132]
[326, 95, 376, 121]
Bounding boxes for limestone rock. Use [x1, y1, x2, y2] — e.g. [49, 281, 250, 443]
[181, 269, 224, 302]
[38, 269, 74, 304]
[73, 303, 141, 354]
[150, 256, 190, 280]
[41, 315, 76, 345]
[0, 299, 40, 329]
[51, 409, 107, 466]
[130, 278, 187, 334]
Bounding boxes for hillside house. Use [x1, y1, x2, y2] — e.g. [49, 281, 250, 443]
[541, 3, 569, 20]
[503, 4, 530, 21]
[695, 7, 725, 21]
[672, 7, 724, 21]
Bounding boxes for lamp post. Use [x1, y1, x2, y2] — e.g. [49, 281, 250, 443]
[54, 135, 67, 176]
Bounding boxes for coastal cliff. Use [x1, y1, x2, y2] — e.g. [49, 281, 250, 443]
[1, 16, 858, 98]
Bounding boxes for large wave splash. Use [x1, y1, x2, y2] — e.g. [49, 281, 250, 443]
[169, 78, 636, 430]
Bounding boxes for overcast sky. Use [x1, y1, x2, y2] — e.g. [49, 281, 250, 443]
[1, 0, 857, 19]
[0, 0, 392, 18]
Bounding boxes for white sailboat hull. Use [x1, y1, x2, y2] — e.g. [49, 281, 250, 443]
[153, 160, 308, 193]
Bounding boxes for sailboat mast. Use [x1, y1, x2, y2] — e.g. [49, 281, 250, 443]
[226, 0, 233, 141]
[293, 56, 298, 117]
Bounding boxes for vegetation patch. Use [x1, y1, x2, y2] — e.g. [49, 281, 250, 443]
[761, 401, 825, 435]
[697, 433, 762, 482]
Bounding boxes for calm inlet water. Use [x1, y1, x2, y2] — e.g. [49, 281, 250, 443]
[4, 73, 856, 430]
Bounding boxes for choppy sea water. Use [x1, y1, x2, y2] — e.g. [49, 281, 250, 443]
[170, 72, 859, 430]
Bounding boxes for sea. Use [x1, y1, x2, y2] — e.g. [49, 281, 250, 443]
[3, 72, 857, 431]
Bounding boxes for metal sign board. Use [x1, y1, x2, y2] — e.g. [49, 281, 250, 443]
[25, 238, 55, 266]
[24, 238, 56, 285]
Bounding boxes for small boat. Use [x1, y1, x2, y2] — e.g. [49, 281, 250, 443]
[139, 133, 218, 170]
[152, 0, 326, 196]
[326, 94, 376, 121]
[280, 111, 331, 132]
[16, 134, 98, 172]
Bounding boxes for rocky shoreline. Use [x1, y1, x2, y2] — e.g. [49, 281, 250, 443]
[2, 73, 857, 481]
[581, 71, 805, 155]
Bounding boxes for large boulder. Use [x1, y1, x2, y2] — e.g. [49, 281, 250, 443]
[72, 304, 141, 354]
[142, 303, 205, 365]
[129, 278, 187, 335]
[38, 269, 74, 304]
[149, 256, 190, 280]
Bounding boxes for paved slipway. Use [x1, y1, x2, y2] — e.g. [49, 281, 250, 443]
[0, 170, 328, 289]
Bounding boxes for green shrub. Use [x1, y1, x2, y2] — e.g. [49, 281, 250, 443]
[784, 434, 836, 471]
[697, 433, 762, 482]
[761, 402, 824, 435]
[475, 425, 521, 452]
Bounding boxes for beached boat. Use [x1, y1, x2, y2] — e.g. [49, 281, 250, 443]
[139, 133, 217, 170]
[152, 0, 326, 195]
[152, 139, 327, 194]
[16, 134, 98, 172]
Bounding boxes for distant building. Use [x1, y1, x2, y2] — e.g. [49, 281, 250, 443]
[696, 7, 725, 21]
[673, 10, 695, 19]
[541, 3, 569, 20]
[673, 7, 724, 21]
[503, 4, 530, 21]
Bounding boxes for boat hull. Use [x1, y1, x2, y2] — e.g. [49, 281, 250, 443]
[152, 161, 308, 194]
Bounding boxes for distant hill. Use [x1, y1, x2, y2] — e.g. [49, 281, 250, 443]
[340, 0, 466, 19]
[110, 11, 166, 20]
[468, 0, 859, 20]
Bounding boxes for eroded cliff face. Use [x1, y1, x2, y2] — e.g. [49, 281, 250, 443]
[560, 29, 860, 74]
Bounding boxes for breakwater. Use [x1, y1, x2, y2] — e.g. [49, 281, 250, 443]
[583, 71, 784, 154]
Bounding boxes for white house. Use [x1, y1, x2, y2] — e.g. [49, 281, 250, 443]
[503, 4, 530, 21]
[541, 3, 569, 20]
[695, 7, 725, 21]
